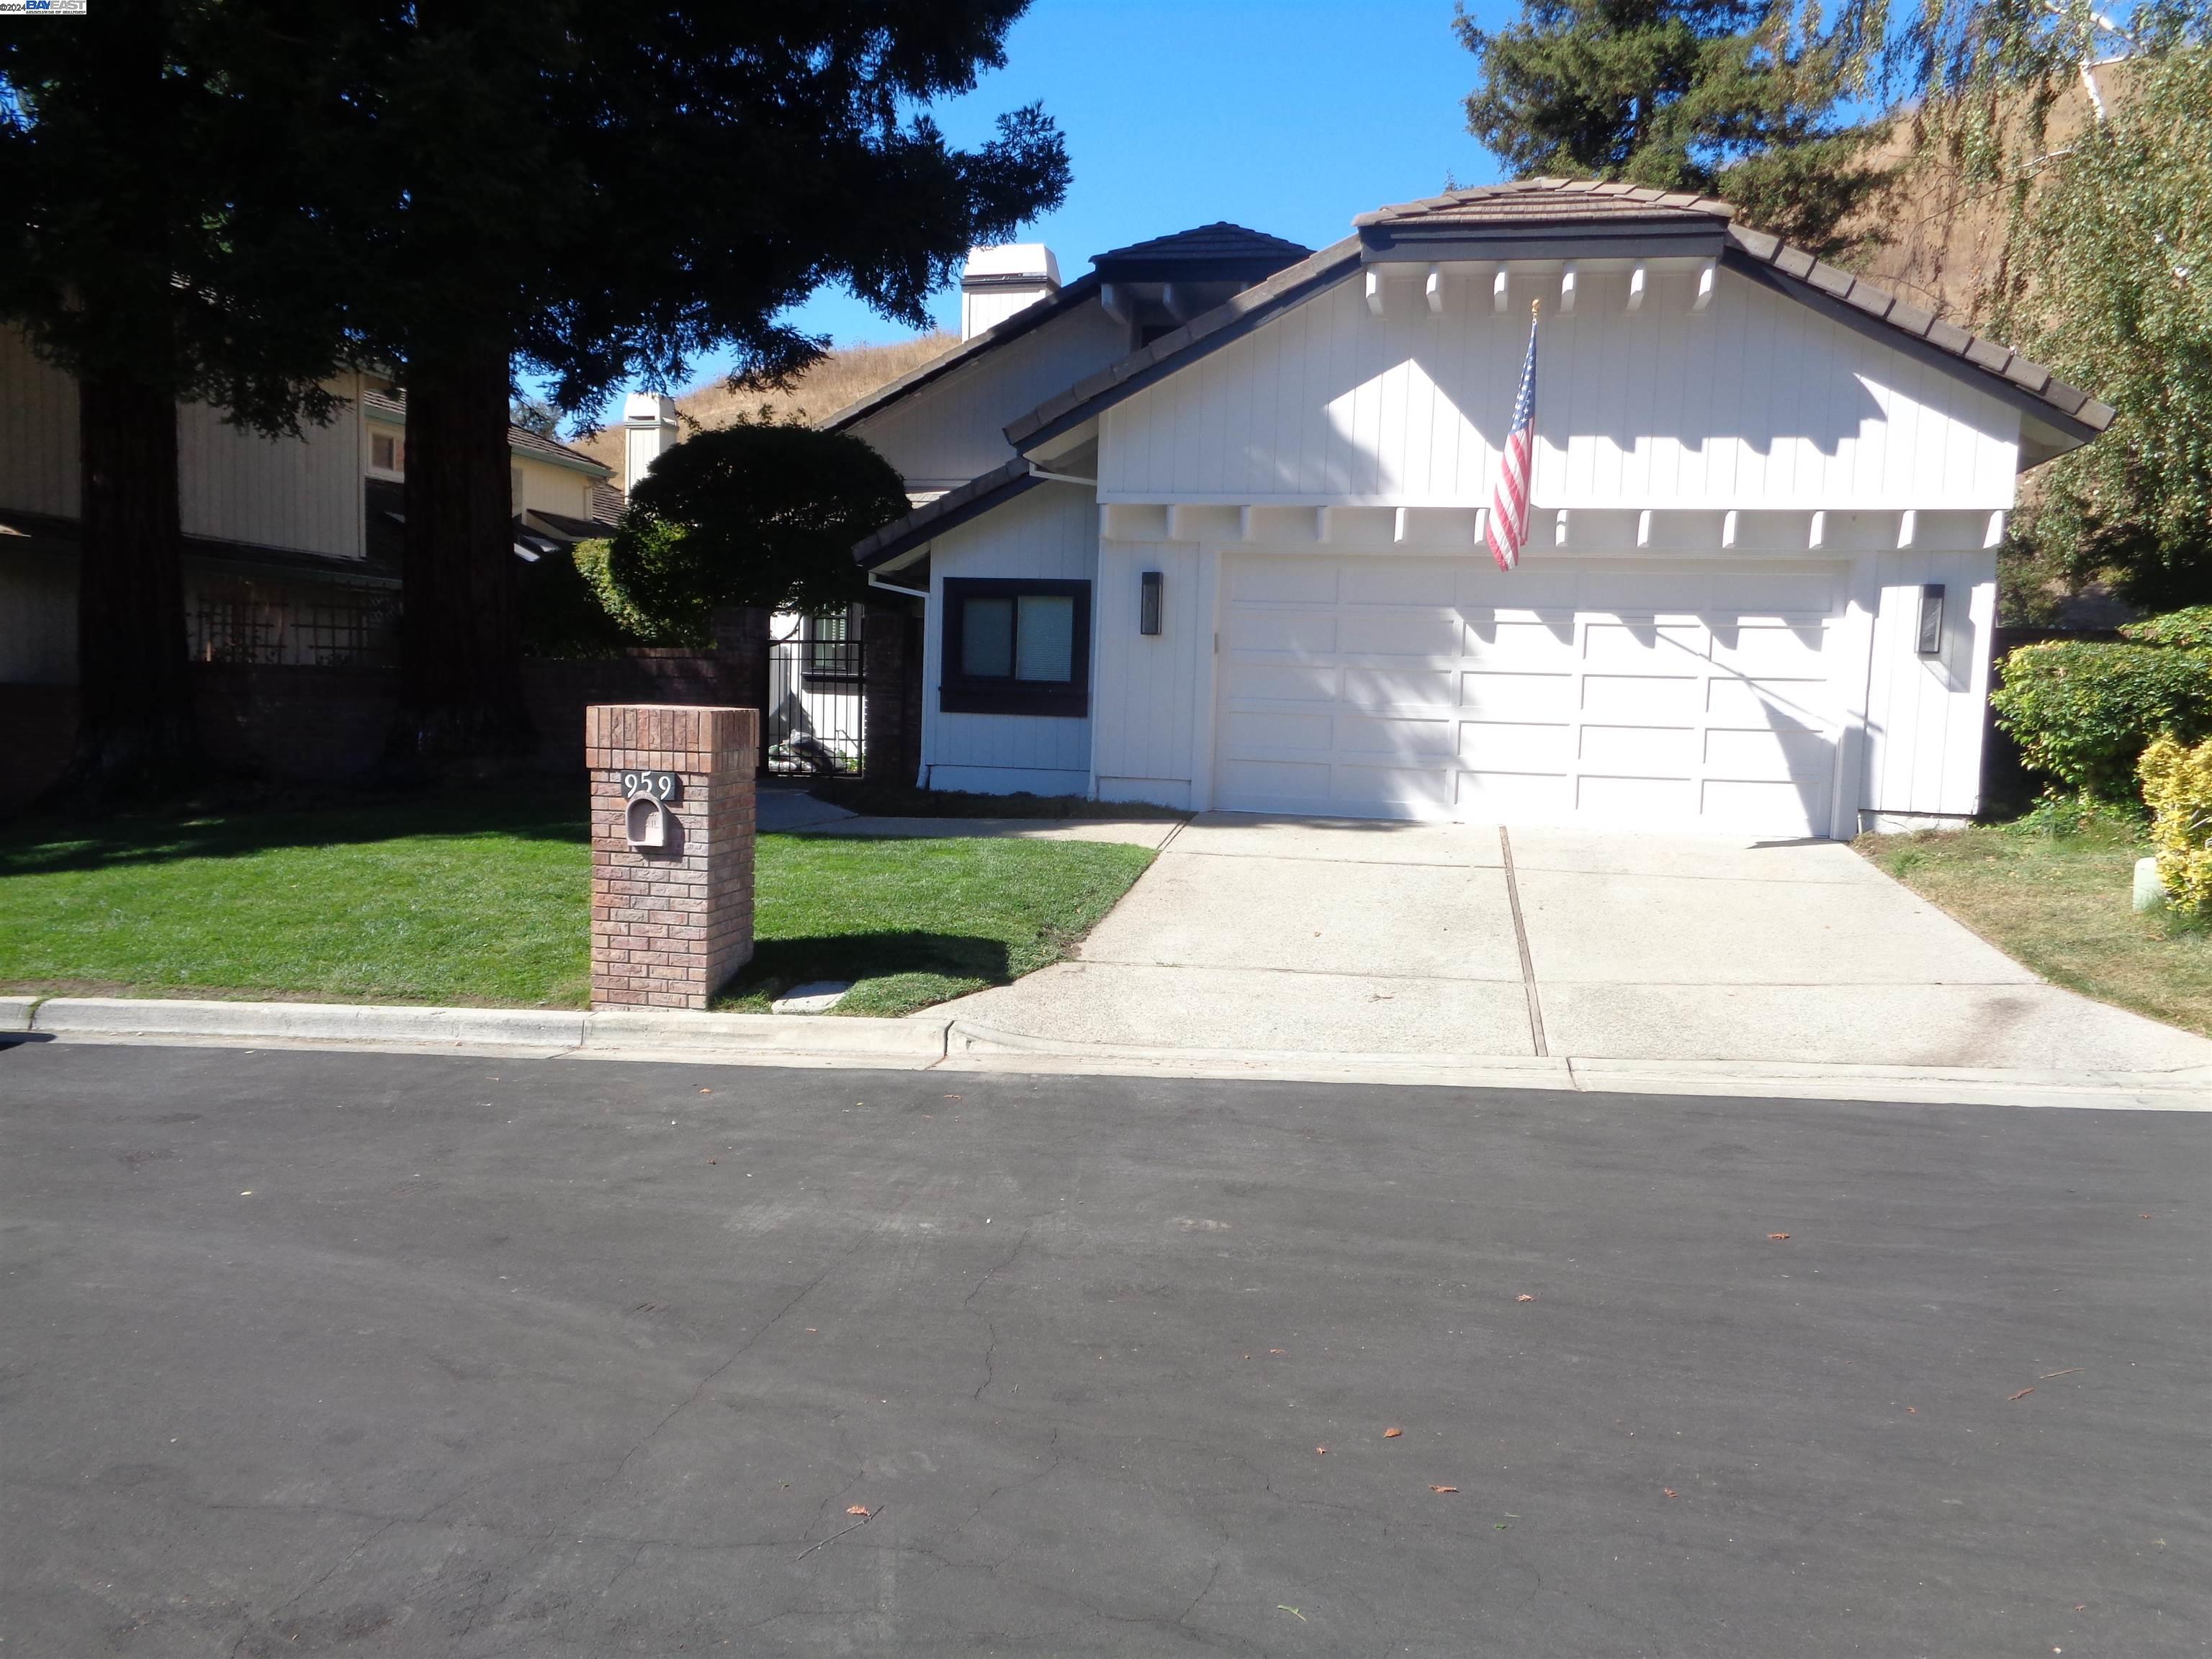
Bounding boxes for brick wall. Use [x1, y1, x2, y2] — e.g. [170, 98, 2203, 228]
[585, 704, 757, 1009]
[862, 598, 924, 786]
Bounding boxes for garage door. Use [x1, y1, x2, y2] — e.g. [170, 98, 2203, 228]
[1215, 555, 1846, 836]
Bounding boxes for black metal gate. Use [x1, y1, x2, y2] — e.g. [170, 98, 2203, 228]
[766, 608, 866, 775]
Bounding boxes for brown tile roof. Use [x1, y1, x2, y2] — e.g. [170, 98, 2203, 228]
[1355, 177, 1735, 228]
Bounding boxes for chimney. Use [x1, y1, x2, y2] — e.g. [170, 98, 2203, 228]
[621, 392, 679, 495]
[960, 243, 1061, 341]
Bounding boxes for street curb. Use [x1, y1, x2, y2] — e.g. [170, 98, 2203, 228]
[939, 1020, 2212, 1110]
[12, 997, 2208, 1110]
[30, 997, 589, 1050]
[583, 1007, 948, 1061]
[18, 997, 951, 1066]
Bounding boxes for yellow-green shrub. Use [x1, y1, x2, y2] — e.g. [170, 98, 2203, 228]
[2139, 735, 2212, 916]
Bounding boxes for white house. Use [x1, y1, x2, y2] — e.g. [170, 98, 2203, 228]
[832, 180, 2111, 839]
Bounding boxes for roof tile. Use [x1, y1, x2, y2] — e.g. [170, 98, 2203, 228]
[1729, 225, 1782, 261]
[1886, 300, 1937, 337]
[1806, 262, 1854, 297]
[1925, 318, 1974, 355]
[1843, 283, 1895, 320]
[2043, 378, 2091, 416]
[1964, 338, 2012, 373]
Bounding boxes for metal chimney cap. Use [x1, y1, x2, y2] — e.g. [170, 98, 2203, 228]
[961, 243, 1060, 290]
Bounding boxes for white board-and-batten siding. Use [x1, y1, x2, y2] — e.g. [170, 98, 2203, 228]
[852, 304, 1128, 491]
[1092, 539, 1205, 807]
[1861, 547, 1998, 822]
[921, 482, 1098, 795]
[1097, 264, 2021, 511]
[1, 328, 365, 560]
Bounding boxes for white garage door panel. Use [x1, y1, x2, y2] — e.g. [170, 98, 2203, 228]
[1462, 671, 1574, 719]
[1216, 554, 1847, 835]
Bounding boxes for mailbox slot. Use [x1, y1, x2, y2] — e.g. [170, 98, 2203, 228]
[625, 793, 668, 849]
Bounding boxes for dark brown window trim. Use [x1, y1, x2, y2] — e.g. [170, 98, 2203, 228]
[940, 577, 1091, 719]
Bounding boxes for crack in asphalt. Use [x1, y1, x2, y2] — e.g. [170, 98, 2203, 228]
[964, 1225, 1033, 1402]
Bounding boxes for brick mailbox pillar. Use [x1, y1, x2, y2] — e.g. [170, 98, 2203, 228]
[586, 703, 757, 1009]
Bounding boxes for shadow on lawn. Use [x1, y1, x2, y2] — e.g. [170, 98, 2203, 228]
[0, 785, 589, 877]
[729, 931, 1012, 996]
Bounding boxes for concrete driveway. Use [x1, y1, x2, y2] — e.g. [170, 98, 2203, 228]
[940, 816, 2212, 1076]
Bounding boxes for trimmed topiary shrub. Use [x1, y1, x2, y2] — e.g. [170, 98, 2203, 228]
[2140, 734, 2212, 917]
[1991, 639, 2212, 806]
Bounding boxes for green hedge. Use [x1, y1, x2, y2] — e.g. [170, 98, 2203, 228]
[2121, 606, 2212, 650]
[1991, 637, 2212, 804]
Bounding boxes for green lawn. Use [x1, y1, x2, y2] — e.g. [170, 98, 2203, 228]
[1856, 819, 2211, 1038]
[0, 789, 1153, 1017]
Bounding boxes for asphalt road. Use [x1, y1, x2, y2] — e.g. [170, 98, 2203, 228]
[2, 1041, 2206, 1657]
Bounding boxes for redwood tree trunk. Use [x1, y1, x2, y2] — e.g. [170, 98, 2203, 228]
[385, 327, 534, 777]
[59, 374, 199, 798]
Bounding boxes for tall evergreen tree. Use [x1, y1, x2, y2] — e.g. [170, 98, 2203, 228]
[0, 0, 368, 800]
[1455, 0, 1894, 260]
[339, 2, 1068, 777]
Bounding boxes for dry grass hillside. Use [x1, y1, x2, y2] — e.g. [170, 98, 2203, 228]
[575, 332, 957, 485]
[1847, 70, 2126, 326]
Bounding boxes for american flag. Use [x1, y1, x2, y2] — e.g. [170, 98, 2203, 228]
[1487, 305, 1539, 572]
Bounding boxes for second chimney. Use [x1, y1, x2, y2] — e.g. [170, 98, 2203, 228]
[621, 392, 679, 495]
[960, 244, 1061, 341]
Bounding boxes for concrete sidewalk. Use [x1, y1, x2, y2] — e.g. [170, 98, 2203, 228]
[935, 814, 2212, 1078]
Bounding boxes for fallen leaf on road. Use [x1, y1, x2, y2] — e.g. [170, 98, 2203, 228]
[2008, 1388, 2035, 1402]
[2076, 1604, 2086, 1612]
[1515, 1293, 1536, 1303]
[698, 1088, 713, 1094]
[1316, 1447, 1328, 1455]
[943, 1094, 963, 1101]
[1430, 1485, 1459, 1494]
[1384, 1427, 1403, 1438]
[1768, 1233, 1790, 1241]
[1663, 1488, 1678, 1498]
[1905, 1406, 1917, 1414]
[1277, 1606, 1306, 1622]
[846, 1506, 871, 1516]
[1269, 1349, 1286, 1356]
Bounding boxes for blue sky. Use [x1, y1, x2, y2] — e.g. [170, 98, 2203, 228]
[693, 0, 1510, 378]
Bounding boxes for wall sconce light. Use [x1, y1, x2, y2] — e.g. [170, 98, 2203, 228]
[1916, 583, 1945, 656]
[1140, 569, 1163, 636]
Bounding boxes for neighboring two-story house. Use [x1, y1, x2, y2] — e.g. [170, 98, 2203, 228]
[0, 329, 619, 692]
[832, 181, 2111, 838]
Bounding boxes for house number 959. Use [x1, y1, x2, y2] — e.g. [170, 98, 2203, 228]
[621, 770, 680, 802]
